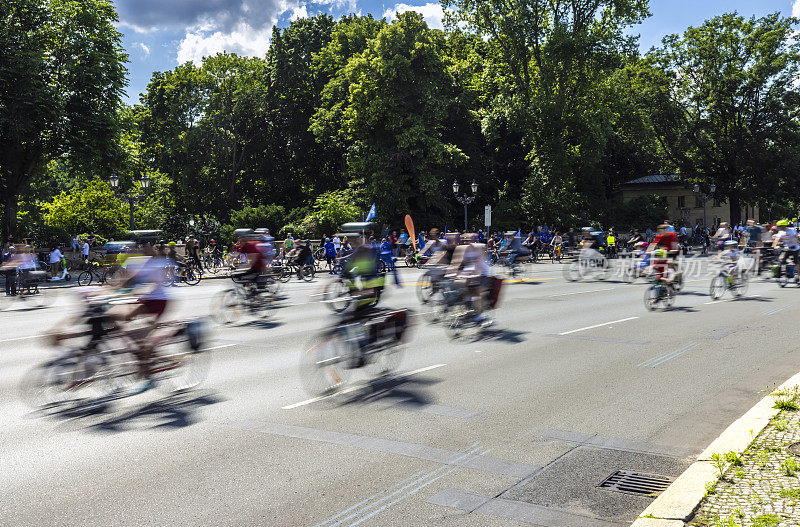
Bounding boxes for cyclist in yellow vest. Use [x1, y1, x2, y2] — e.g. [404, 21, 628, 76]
[607, 232, 617, 258]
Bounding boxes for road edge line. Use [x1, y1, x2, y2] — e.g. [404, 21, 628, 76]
[630, 368, 800, 526]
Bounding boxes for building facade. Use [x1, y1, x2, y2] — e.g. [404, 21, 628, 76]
[618, 175, 759, 227]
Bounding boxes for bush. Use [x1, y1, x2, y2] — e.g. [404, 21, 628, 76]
[41, 180, 127, 239]
[230, 204, 287, 232]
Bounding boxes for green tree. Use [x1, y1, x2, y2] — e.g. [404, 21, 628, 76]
[633, 13, 800, 224]
[443, 0, 652, 224]
[301, 190, 362, 235]
[41, 180, 127, 238]
[0, 0, 128, 239]
[311, 12, 468, 222]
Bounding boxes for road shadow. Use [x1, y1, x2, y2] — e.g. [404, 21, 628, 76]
[467, 327, 528, 344]
[335, 375, 441, 408]
[85, 391, 222, 433]
[665, 306, 699, 312]
[234, 319, 283, 330]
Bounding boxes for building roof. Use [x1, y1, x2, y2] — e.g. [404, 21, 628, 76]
[624, 174, 682, 185]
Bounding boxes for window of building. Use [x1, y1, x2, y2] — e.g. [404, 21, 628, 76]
[713, 197, 724, 208]
[678, 195, 686, 208]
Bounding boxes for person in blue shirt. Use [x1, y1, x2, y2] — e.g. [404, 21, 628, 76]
[379, 237, 401, 285]
[324, 238, 337, 274]
[478, 229, 485, 243]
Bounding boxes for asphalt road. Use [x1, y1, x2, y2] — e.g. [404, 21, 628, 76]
[2, 257, 800, 526]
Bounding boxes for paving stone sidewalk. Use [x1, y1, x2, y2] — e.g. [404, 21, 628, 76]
[690, 388, 800, 527]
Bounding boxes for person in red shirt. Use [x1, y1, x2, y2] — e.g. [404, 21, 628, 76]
[649, 224, 680, 277]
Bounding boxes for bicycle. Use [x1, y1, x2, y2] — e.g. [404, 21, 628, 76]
[563, 252, 610, 282]
[709, 266, 748, 299]
[0, 270, 55, 311]
[77, 263, 116, 286]
[299, 309, 410, 396]
[644, 276, 676, 311]
[211, 280, 276, 324]
[164, 261, 202, 286]
[19, 300, 207, 411]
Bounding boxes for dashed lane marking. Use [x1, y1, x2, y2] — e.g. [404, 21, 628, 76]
[281, 363, 447, 410]
[558, 316, 639, 336]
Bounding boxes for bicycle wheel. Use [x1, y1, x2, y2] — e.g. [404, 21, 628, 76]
[300, 334, 351, 397]
[709, 275, 727, 300]
[732, 275, 748, 298]
[323, 279, 352, 313]
[210, 289, 243, 325]
[644, 285, 660, 311]
[301, 264, 316, 282]
[77, 271, 94, 286]
[277, 266, 292, 283]
[416, 272, 434, 304]
[184, 267, 202, 286]
[563, 262, 582, 282]
[154, 329, 210, 393]
[365, 345, 404, 378]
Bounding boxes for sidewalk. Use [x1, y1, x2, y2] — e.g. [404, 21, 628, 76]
[690, 388, 800, 526]
[633, 380, 800, 527]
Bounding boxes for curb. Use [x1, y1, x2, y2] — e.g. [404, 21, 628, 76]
[631, 369, 800, 527]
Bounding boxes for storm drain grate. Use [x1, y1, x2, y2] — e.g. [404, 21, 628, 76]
[598, 470, 674, 496]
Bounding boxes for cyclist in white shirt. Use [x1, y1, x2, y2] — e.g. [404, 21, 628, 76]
[773, 219, 799, 278]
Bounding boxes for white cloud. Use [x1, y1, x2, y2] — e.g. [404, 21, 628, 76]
[383, 2, 446, 30]
[138, 43, 151, 56]
[290, 4, 309, 21]
[794, 0, 800, 18]
[177, 21, 275, 64]
[174, 0, 302, 64]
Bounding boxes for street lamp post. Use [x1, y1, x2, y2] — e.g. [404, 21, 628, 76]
[453, 180, 478, 233]
[693, 183, 716, 229]
[110, 173, 151, 231]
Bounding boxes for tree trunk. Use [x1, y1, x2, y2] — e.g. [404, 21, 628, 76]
[3, 194, 18, 244]
[728, 193, 741, 226]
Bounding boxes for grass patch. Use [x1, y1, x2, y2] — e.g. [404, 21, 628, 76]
[773, 398, 799, 411]
[782, 458, 799, 476]
[774, 419, 788, 431]
[724, 451, 743, 467]
[779, 487, 800, 499]
[752, 513, 781, 527]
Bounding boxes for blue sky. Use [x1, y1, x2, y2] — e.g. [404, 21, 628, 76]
[115, 0, 799, 104]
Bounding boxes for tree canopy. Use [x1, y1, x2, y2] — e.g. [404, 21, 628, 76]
[3, 1, 800, 243]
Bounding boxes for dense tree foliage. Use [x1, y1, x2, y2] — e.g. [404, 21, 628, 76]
[0, 0, 128, 240]
[3, 1, 800, 242]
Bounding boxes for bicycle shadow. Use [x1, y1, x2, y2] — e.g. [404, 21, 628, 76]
[334, 375, 441, 409]
[235, 319, 284, 330]
[85, 391, 222, 433]
[467, 327, 528, 344]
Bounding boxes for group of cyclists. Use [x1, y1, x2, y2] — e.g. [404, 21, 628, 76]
[21, 213, 800, 409]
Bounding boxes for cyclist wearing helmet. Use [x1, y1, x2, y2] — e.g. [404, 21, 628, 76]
[773, 220, 800, 279]
[718, 240, 742, 277]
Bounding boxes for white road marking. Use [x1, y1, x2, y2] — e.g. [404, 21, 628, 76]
[547, 287, 615, 298]
[638, 342, 699, 368]
[0, 334, 40, 343]
[200, 344, 238, 352]
[282, 363, 447, 410]
[558, 317, 639, 336]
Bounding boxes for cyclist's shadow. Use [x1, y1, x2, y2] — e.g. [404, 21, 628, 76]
[83, 391, 222, 433]
[336, 375, 441, 409]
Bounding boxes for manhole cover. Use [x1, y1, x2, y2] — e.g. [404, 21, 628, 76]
[787, 442, 800, 457]
[598, 470, 674, 496]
